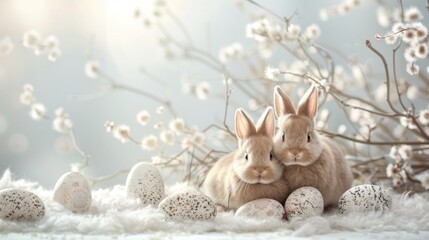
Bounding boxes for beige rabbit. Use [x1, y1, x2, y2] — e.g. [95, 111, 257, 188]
[203, 107, 289, 211]
[273, 85, 353, 207]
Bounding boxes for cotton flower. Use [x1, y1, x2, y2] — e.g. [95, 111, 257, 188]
[53, 116, 73, 133]
[415, 43, 428, 59]
[195, 81, 210, 100]
[169, 118, 185, 134]
[136, 110, 151, 126]
[419, 109, 429, 125]
[104, 121, 115, 133]
[85, 60, 100, 79]
[400, 115, 417, 129]
[414, 23, 428, 41]
[305, 24, 321, 40]
[404, 47, 417, 62]
[265, 66, 280, 81]
[0, 37, 14, 57]
[48, 48, 61, 62]
[406, 62, 419, 75]
[156, 106, 164, 114]
[141, 135, 158, 151]
[384, 33, 397, 45]
[398, 145, 412, 160]
[43, 35, 59, 49]
[23, 30, 41, 48]
[160, 130, 174, 145]
[404, 6, 422, 22]
[218, 42, 243, 63]
[30, 103, 46, 120]
[402, 28, 416, 44]
[386, 163, 399, 177]
[113, 125, 130, 143]
[20, 91, 34, 105]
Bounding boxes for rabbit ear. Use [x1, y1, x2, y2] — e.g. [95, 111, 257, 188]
[297, 85, 318, 119]
[274, 86, 296, 117]
[256, 107, 275, 138]
[235, 108, 256, 140]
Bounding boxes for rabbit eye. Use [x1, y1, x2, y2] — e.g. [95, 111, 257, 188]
[282, 133, 285, 142]
[269, 152, 273, 161]
[245, 154, 248, 161]
[307, 132, 311, 142]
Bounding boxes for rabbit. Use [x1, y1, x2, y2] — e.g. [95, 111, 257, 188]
[203, 107, 289, 211]
[273, 85, 353, 207]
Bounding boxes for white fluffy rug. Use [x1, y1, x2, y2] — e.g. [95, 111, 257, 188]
[1, 170, 429, 238]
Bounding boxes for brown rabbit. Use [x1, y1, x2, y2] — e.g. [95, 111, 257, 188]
[273, 85, 353, 207]
[203, 107, 289, 210]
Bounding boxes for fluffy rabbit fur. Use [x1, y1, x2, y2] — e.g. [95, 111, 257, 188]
[273, 85, 353, 207]
[203, 107, 289, 210]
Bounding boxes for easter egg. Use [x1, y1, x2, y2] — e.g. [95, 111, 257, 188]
[284, 186, 324, 220]
[0, 188, 45, 221]
[159, 191, 216, 221]
[53, 171, 92, 213]
[125, 162, 165, 206]
[338, 184, 392, 214]
[235, 198, 285, 219]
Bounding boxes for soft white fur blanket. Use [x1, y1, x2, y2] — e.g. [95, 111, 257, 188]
[0, 169, 428, 237]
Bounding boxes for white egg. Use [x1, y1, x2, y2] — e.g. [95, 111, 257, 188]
[0, 188, 45, 221]
[125, 162, 165, 206]
[53, 171, 92, 213]
[338, 184, 392, 214]
[159, 191, 216, 221]
[235, 198, 285, 220]
[284, 186, 324, 220]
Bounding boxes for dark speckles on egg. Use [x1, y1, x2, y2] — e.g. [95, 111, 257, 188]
[159, 192, 216, 221]
[0, 188, 45, 221]
[338, 184, 392, 214]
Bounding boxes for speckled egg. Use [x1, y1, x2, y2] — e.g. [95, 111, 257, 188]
[0, 188, 45, 221]
[235, 198, 285, 220]
[125, 162, 165, 206]
[338, 184, 392, 214]
[284, 186, 324, 220]
[159, 191, 216, 221]
[53, 171, 92, 213]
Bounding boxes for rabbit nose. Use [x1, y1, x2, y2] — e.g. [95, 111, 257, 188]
[289, 149, 302, 160]
[253, 166, 267, 176]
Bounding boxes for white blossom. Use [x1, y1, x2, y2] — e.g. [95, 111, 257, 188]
[384, 33, 397, 45]
[0, 36, 14, 57]
[392, 22, 405, 34]
[160, 130, 174, 145]
[406, 62, 419, 76]
[154, 122, 164, 130]
[23, 30, 41, 48]
[30, 103, 46, 120]
[85, 60, 100, 79]
[319, 8, 329, 21]
[415, 43, 428, 59]
[219, 42, 243, 63]
[104, 121, 115, 133]
[265, 66, 280, 81]
[419, 109, 429, 125]
[414, 23, 428, 41]
[404, 46, 417, 62]
[113, 125, 130, 143]
[53, 117, 72, 133]
[141, 135, 158, 151]
[48, 48, 61, 62]
[136, 110, 151, 126]
[404, 6, 423, 22]
[305, 24, 321, 40]
[20, 91, 34, 105]
[337, 124, 347, 134]
[377, 7, 390, 27]
[151, 156, 164, 165]
[400, 115, 417, 129]
[43, 35, 59, 49]
[169, 118, 185, 134]
[246, 18, 271, 42]
[386, 163, 398, 178]
[286, 24, 301, 40]
[398, 145, 412, 160]
[195, 81, 210, 100]
[402, 28, 416, 44]
[156, 106, 164, 114]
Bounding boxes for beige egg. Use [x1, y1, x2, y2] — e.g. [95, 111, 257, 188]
[235, 198, 285, 220]
[159, 191, 216, 221]
[53, 172, 92, 213]
[285, 186, 324, 220]
[0, 188, 45, 221]
[338, 184, 392, 214]
[125, 162, 165, 206]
